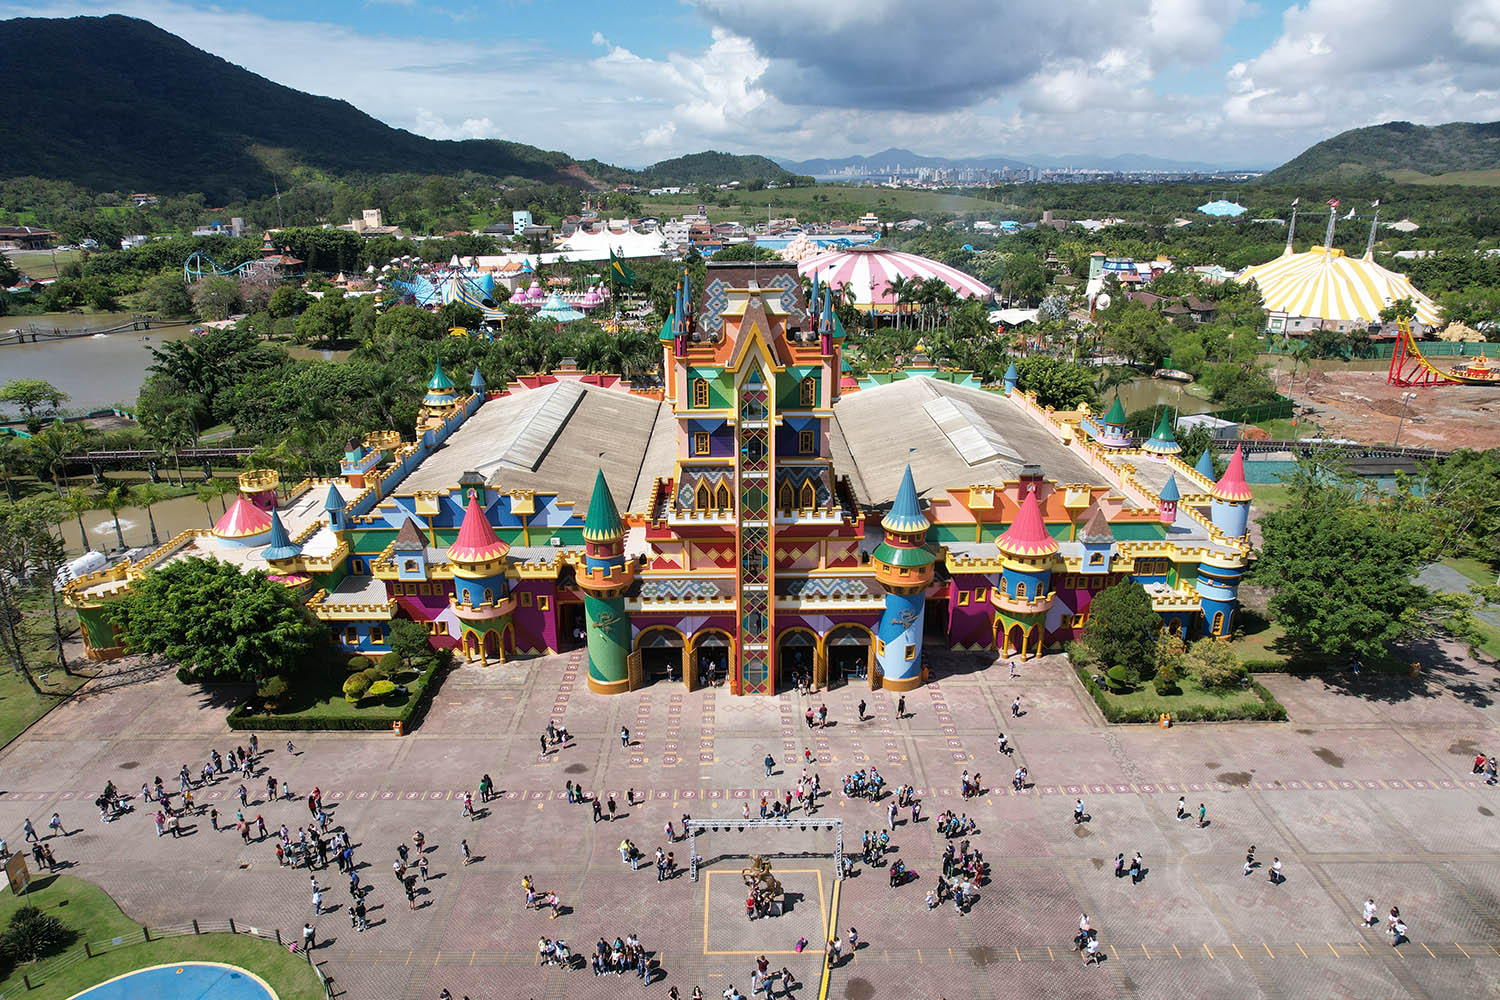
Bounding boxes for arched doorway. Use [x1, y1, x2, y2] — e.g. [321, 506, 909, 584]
[635, 626, 684, 684]
[690, 630, 731, 690]
[778, 629, 817, 691]
[482, 630, 500, 658]
[1000, 623, 1025, 657]
[826, 625, 872, 689]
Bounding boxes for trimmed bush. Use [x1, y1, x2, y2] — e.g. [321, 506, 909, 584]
[342, 673, 371, 704]
[1153, 661, 1181, 696]
[1071, 660, 1287, 724]
[1105, 665, 1132, 693]
[367, 679, 396, 698]
[231, 653, 450, 731]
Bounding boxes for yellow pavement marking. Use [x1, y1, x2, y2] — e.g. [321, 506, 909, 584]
[816, 877, 841, 1000]
[1263, 944, 1274, 959]
[469, 951, 474, 965]
[1047, 946, 1055, 962]
[406, 950, 413, 966]
[1455, 943, 1471, 959]
[1204, 944, 1214, 960]
[916, 949, 923, 964]
[1358, 942, 1370, 956]
[1015, 947, 1022, 963]
[1232, 943, 1243, 960]
[1111, 945, 1119, 962]
[434, 951, 441, 966]
[1141, 944, 1150, 960]
[1173, 945, 1183, 959]
[1422, 943, 1436, 958]
[1327, 943, 1338, 958]
[948, 948, 954, 962]
[1296, 943, 1308, 958]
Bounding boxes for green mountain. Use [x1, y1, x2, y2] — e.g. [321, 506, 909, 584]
[0, 14, 633, 199]
[640, 151, 803, 187]
[1262, 120, 1500, 185]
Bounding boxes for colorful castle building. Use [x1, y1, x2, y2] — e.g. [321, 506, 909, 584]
[65, 261, 1249, 693]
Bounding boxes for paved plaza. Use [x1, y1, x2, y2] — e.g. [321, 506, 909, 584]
[3, 640, 1500, 999]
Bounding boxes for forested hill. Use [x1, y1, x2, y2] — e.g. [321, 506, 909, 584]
[1262, 121, 1500, 184]
[0, 15, 630, 200]
[639, 152, 805, 187]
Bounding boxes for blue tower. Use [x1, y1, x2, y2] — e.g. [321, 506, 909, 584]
[871, 466, 934, 691]
[323, 484, 346, 531]
[1002, 361, 1018, 395]
[1209, 445, 1252, 540]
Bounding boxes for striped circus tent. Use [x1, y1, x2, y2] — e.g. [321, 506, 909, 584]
[797, 246, 992, 313]
[1238, 246, 1440, 326]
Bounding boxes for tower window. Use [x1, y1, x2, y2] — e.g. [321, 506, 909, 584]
[692, 378, 709, 407]
[693, 431, 710, 455]
[799, 376, 816, 407]
[798, 429, 815, 454]
[778, 481, 795, 511]
[799, 480, 816, 509]
[714, 482, 731, 510]
[695, 482, 712, 510]
[1016, 581, 1028, 600]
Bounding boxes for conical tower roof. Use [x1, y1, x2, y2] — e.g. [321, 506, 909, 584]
[1004, 361, 1018, 382]
[470, 366, 486, 391]
[213, 496, 271, 540]
[1212, 445, 1253, 502]
[1159, 474, 1181, 503]
[262, 510, 302, 561]
[1141, 410, 1181, 455]
[392, 518, 425, 553]
[1078, 504, 1115, 544]
[583, 470, 624, 543]
[428, 359, 455, 391]
[1194, 448, 1216, 480]
[998, 486, 1059, 557]
[447, 495, 508, 563]
[1103, 397, 1126, 426]
[323, 484, 345, 512]
[881, 466, 929, 534]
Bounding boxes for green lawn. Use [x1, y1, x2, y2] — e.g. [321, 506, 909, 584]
[7, 249, 84, 282]
[1246, 483, 1294, 514]
[1097, 675, 1270, 718]
[0, 875, 325, 1000]
[231, 663, 429, 728]
[1, 598, 91, 751]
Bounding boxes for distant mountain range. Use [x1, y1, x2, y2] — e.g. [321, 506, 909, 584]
[1259, 120, 1500, 184]
[775, 147, 1249, 177]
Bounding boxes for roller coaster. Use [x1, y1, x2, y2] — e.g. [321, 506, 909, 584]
[183, 252, 270, 283]
[1387, 316, 1500, 387]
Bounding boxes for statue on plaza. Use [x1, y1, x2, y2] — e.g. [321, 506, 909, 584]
[742, 855, 784, 900]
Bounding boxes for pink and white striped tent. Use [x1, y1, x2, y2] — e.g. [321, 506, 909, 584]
[797, 246, 992, 313]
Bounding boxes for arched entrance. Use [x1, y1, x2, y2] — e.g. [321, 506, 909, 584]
[826, 625, 872, 689]
[689, 630, 732, 691]
[777, 629, 817, 691]
[635, 626, 684, 684]
[999, 623, 1026, 658]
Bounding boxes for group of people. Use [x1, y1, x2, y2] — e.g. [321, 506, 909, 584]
[589, 933, 655, 981]
[840, 767, 885, 801]
[1364, 900, 1408, 946]
[959, 770, 984, 799]
[934, 809, 975, 839]
[1473, 754, 1498, 785]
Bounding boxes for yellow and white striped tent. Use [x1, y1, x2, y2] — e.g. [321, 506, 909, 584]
[1238, 246, 1441, 326]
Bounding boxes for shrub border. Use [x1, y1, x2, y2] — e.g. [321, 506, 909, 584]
[227, 656, 449, 732]
[1072, 662, 1287, 724]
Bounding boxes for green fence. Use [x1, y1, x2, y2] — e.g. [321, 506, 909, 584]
[1264, 338, 1484, 360]
[1205, 395, 1295, 424]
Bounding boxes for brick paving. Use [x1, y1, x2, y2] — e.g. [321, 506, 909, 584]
[1, 643, 1499, 999]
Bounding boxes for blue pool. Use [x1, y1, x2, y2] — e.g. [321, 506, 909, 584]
[69, 962, 275, 1000]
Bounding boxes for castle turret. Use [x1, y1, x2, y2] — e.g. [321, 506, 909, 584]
[448, 493, 514, 664]
[1002, 360, 1019, 395]
[323, 484, 346, 531]
[1194, 448, 1216, 481]
[577, 470, 636, 694]
[213, 494, 272, 547]
[262, 510, 303, 565]
[470, 366, 487, 395]
[1094, 397, 1131, 449]
[1158, 474, 1180, 524]
[871, 466, 934, 691]
[1141, 411, 1181, 456]
[1210, 445, 1252, 540]
[991, 485, 1058, 659]
[416, 359, 461, 433]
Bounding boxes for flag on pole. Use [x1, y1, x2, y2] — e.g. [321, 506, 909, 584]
[1370, 199, 1380, 208]
[1343, 205, 1356, 220]
[1326, 199, 1339, 208]
[608, 249, 636, 289]
[1291, 197, 1299, 206]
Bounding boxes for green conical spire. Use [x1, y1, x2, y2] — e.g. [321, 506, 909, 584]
[583, 469, 623, 543]
[428, 358, 455, 391]
[881, 465, 929, 534]
[1103, 397, 1126, 426]
[1150, 410, 1176, 444]
[1142, 410, 1182, 455]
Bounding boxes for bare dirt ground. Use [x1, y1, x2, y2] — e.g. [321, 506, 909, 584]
[1284, 368, 1500, 450]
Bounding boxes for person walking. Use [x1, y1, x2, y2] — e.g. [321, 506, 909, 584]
[608, 793, 618, 821]
[593, 798, 603, 823]
[1073, 799, 1086, 825]
[1114, 853, 1125, 879]
[1390, 915, 1407, 947]
[461, 839, 473, 865]
[1176, 796, 1187, 820]
[896, 696, 906, 719]
[1084, 936, 1101, 966]
[1011, 696, 1021, 718]
[1363, 899, 1378, 927]
[48, 813, 65, 838]
[1129, 852, 1143, 884]
[302, 922, 315, 951]
[764, 754, 775, 778]
[312, 887, 322, 915]
[621, 726, 630, 748]
[1269, 858, 1283, 885]
[857, 699, 866, 721]
[1243, 845, 1256, 877]
[1197, 803, 1207, 828]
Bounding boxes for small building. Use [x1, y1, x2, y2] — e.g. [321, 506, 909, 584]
[0, 226, 56, 250]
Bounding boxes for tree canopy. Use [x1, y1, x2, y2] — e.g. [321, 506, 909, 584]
[109, 557, 323, 682]
[1082, 581, 1161, 686]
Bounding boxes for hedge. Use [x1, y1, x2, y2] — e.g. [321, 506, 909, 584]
[227, 655, 448, 732]
[1072, 663, 1287, 724]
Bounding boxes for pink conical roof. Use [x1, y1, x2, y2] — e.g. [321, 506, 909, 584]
[1212, 445, 1253, 502]
[447, 496, 508, 564]
[213, 495, 272, 539]
[997, 486, 1059, 557]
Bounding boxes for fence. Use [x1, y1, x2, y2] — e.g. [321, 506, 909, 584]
[1265, 338, 1483, 360]
[1203, 394, 1295, 424]
[13, 917, 334, 996]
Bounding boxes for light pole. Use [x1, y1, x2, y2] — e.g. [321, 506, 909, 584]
[1392, 391, 1417, 447]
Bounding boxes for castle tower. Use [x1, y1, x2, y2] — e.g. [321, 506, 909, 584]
[416, 359, 461, 433]
[470, 366, 487, 396]
[261, 510, 311, 594]
[1141, 411, 1182, 456]
[1194, 448, 1216, 481]
[1094, 397, 1131, 449]
[1209, 445, 1252, 540]
[577, 470, 636, 694]
[1158, 474, 1180, 524]
[237, 468, 279, 512]
[323, 484, 346, 531]
[447, 493, 513, 665]
[991, 485, 1058, 659]
[871, 466, 935, 691]
[1002, 360, 1019, 396]
[213, 492, 272, 548]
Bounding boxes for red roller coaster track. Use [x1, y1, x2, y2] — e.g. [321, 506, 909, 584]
[1386, 319, 1462, 388]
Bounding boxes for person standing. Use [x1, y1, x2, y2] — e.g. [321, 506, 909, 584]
[1084, 936, 1101, 965]
[763, 754, 775, 778]
[896, 696, 906, 719]
[857, 700, 866, 721]
[1197, 803, 1207, 828]
[1129, 852, 1142, 884]
[1176, 797, 1187, 820]
[1243, 845, 1256, 877]
[302, 922, 315, 951]
[312, 887, 322, 915]
[621, 726, 630, 748]
[1269, 858, 1283, 885]
[1363, 899, 1378, 927]
[1114, 853, 1125, 879]
[1011, 697, 1021, 718]
[1074, 799, 1085, 825]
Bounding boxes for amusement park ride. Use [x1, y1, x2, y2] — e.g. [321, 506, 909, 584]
[1387, 318, 1500, 388]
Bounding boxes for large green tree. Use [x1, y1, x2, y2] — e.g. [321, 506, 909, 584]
[109, 557, 323, 683]
[1082, 581, 1160, 686]
[1013, 357, 1097, 409]
[0, 379, 69, 433]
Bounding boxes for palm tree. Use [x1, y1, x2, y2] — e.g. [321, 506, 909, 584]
[61, 487, 94, 553]
[101, 486, 127, 550]
[131, 482, 169, 547]
[886, 275, 911, 329]
[0, 436, 22, 501]
[196, 482, 221, 529]
[26, 422, 82, 497]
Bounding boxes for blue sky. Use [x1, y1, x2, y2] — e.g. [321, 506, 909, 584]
[6, 1, 1499, 168]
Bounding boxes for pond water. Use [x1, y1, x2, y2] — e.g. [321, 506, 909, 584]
[67, 962, 275, 1000]
[0, 315, 196, 413]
